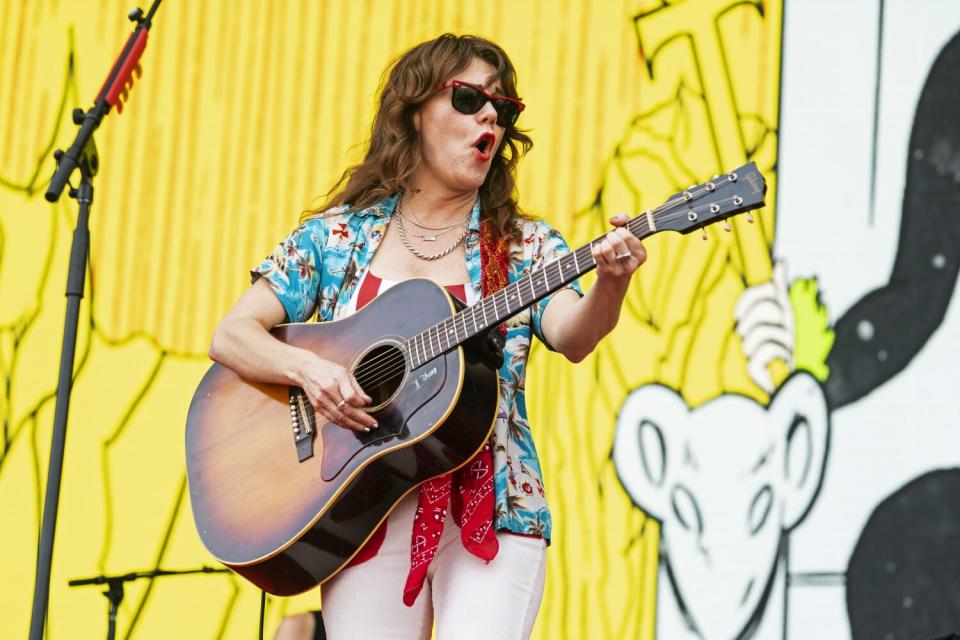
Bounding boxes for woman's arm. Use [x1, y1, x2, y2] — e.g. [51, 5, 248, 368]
[540, 215, 646, 362]
[209, 278, 377, 432]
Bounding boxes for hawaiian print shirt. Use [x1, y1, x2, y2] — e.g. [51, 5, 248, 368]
[252, 193, 582, 542]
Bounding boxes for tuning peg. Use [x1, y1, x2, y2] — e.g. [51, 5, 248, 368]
[723, 220, 732, 232]
[701, 227, 708, 241]
[746, 212, 754, 224]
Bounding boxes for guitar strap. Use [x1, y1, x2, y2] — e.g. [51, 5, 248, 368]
[400, 220, 508, 606]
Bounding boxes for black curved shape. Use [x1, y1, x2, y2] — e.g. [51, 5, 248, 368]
[825, 30, 960, 409]
[847, 468, 960, 639]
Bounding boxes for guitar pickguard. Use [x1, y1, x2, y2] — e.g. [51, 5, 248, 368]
[319, 355, 449, 482]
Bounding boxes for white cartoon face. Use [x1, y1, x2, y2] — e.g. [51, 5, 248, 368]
[613, 373, 829, 639]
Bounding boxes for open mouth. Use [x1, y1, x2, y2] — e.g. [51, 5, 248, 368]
[473, 132, 496, 159]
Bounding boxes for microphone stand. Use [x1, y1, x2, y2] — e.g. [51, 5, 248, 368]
[68, 566, 229, 640]
[29, 4, 163, 640]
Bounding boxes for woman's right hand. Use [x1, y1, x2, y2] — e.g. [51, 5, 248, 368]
[209, 279, 378, 432]
[293, 352, 378, 432]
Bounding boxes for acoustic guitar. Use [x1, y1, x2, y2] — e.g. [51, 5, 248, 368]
[185, 163, 766, 595]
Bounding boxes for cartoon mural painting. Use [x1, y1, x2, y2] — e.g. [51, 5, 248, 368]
[3, 1, 957, 638]
[613, 373, 829, 639]
[612, 1, 960, 638]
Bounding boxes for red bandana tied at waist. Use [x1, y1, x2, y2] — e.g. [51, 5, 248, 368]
[345, 220, 510, 607]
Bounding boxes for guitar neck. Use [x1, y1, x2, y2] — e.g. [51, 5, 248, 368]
[404, 215, 655, 370]
[404, 161, 766, 370]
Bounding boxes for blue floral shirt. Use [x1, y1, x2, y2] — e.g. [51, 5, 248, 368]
[252, 193, 582, 541]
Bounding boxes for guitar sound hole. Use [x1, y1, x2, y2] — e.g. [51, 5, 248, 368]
[353, 343, 406, 407]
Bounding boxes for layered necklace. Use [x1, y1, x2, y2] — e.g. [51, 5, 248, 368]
[395, 199, 470, 261]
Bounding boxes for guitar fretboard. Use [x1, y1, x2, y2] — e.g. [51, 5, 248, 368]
[403, 164, 762, 370]
[405, 216, 655, 369]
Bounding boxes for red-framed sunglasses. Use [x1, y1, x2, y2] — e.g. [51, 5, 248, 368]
[439, 80, 526, 127]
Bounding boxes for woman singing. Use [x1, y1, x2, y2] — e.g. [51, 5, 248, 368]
[210, 33, 645, 640]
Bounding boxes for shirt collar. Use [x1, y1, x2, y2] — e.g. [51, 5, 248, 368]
[466, 196, 482, 233]
[352, 193, 399, 221]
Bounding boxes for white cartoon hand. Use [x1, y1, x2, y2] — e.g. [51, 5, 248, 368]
[734, 261, 795, 393]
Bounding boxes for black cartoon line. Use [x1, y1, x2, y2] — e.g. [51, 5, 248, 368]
[121, 474, 186, 640]
[97, 352, 167, 573]
[868, 0, 886, 224]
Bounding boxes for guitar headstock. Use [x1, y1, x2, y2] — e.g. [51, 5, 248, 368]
[651, 162, 767, 234]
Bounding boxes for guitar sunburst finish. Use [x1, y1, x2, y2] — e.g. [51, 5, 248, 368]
[186, 279, 499, 595]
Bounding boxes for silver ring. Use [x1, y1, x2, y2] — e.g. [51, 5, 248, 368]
[615, 252, 632, 262]
[336, 399, 348, 411]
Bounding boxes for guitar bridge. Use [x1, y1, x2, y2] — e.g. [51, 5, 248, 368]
[288, 388, 316, 462]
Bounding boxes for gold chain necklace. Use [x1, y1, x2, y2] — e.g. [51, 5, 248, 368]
[396, 213, 468, 261]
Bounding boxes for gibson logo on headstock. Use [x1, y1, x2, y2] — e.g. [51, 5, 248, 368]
[745, 171, 762, 196]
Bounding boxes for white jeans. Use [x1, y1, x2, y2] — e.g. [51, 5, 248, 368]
[321, 493, 547, 640]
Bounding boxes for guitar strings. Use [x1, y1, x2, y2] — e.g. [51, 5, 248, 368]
[354, 351, 405, 387]
[351, 192, 744, 392]
[351, 249, 582, 388]
[352, 253, 574, 387]
[350, 188, 744, 391]
[352, 235, 598, 388]
[354, 237, 608, 386]
[350, 263, 571, 390]
[347, 180, 747, 392]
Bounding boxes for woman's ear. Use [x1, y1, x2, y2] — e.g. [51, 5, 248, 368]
[412, 109, 421, 132]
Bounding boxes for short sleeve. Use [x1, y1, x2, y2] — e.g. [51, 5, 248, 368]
[529, 221, 584, 350]
[250, 220, 327, 323]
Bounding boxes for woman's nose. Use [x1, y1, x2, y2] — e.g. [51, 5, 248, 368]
[476, 99, 498, 125]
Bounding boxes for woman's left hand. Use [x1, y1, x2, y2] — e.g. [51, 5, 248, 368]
[591, 213, 647, 287]
[540, 213, 647, 361]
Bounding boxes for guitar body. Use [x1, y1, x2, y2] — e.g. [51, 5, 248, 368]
[185, 279, 499, 595]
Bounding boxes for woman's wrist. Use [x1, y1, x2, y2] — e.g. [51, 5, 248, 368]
[283, 347, 315, 388]
[588, 274, 631, 312]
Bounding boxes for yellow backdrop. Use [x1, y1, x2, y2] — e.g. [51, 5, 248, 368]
[0, 1, 780, 637]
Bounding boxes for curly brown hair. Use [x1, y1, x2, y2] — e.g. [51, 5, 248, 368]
[308, 33, 533, 243]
